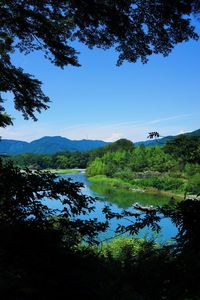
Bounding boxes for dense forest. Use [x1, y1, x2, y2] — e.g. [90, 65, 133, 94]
[5, 151, 90, 169]
[4, 134, 200, 196]
[87, 135, 200, 195]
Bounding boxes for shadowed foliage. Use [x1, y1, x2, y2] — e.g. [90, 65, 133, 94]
[164, 134, 200, 164]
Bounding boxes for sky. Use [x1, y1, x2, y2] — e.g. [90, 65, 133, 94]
[1, 25, 200, 142]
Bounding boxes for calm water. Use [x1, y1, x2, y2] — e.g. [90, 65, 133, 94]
[44, 172, 178, 243]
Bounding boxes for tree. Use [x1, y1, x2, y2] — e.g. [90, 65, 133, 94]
[164, 135, 200, 165]
[0, 159, 109, 244]
[0, 0, 199, 126]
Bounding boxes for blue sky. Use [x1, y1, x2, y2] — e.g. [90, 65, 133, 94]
[1, 27, 200, 142]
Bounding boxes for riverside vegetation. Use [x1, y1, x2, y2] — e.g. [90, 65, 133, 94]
[6, 134, 200, 197]
[86, 136, 200, 197]
[1, 156, 200, 299]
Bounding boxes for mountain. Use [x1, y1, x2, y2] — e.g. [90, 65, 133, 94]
[0, 129, 199, 155]
[0, 139, 29, 155]
[0, 136, 108, 155]
[135, 129, 200, 147]
[185, 129, 200, 137]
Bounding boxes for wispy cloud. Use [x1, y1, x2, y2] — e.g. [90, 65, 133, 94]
[0, 113, 197, 142]
[147, 114, 193, 125]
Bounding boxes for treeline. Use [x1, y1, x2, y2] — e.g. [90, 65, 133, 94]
[86, 136, 200, 194]
[2, 135, 200, 194]
[87, 135, 200, 175]
[1, 139, 137, 170]
[3, 151, 90, 169]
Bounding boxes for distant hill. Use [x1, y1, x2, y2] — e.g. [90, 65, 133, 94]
[135, 129, 200, 147]
[0, 136, 108, 155]
[185, 129, 200, 137]
[0, 129, 199, 155]
[0, 139, 29, 155]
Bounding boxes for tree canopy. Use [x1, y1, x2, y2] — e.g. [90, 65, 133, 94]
[0, 0, 199, 126]
[164, 135, 200, 164]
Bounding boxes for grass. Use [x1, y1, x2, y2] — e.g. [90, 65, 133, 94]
[88, 175, 133, 189]
[44, 169, 81, 174]
[88, 175, 184, 200]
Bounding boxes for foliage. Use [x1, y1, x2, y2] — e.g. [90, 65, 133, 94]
[89, 174, 186, 194]
[5, 151, 90, 170]
[161, 200, 200, 253]
[49, 168, 81, 174]
[164, 135, 200, 165]
[185, 163, 200, 176]
[0, 158, 108, 245]
[87, 149, 133, 177]
[87, 143, 178, 178]
[132, 176, 185, 191]
[86, 138, 200, 194]
[4, 136, 200, 184]
[0, 159, 169, 299]
[0, 101, 13, 128]
[98, 235, 200, 300]
[88, 175, 133, 190]
[91, 183, 172, 208]
[89, 139, 134, 160]
[1, 159, 200, 299]
[186, 174, 200, 194]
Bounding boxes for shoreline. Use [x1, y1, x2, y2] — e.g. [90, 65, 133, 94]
[88, 175, 184, 201]
[44, 168, 85, 174]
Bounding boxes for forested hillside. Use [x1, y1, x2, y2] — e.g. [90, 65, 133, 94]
[1, 129, 199, 154]
[135, 129, 200, 147]
[4, 134, 200, 196]
[0, 136, 108, 154]
[87, 136, 200, 195]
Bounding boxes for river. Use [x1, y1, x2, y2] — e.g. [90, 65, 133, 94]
[44, 172, 178, 243]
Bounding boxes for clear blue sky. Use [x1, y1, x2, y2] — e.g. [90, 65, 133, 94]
[1, 26, 200, 142]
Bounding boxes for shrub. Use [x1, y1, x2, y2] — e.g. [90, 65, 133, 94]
[133, 177, 185, 191]
[186, 175, 200, 194]
[185, 163, 200, 177]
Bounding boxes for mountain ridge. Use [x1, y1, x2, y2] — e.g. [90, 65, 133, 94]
[0, 136, 108, 155]
[135, 129, 200, 147]
[0, 129, 199, 155]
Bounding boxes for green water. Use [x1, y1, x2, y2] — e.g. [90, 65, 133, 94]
[44, 173, 179, 242]
[91, 184, 175, 209]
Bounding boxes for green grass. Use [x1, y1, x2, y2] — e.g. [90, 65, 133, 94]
[88, 175, 133, 189]
[90, 183, 174, 208]
[131, 176, 185, 192]
[45, 169, 81, 174]
[88, 175, 183, 203]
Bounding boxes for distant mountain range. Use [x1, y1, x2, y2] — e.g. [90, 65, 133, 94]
[0, 129, 199, 155]
[0, 136, 108, 155]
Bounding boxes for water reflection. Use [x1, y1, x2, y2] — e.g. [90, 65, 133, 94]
[44, 172, 178, 243]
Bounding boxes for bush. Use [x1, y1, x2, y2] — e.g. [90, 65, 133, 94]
[101, 237, 149, 261]
[114, 169, 134, 182]
[133, 177, 185, 191]
[88, 175, 133, 189]
[186, 175, 200, 194]
[185, 163, 200, 177]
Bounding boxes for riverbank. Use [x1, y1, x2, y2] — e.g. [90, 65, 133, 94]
[88, 175, 184, 200]
[44, 168, 83, 174]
